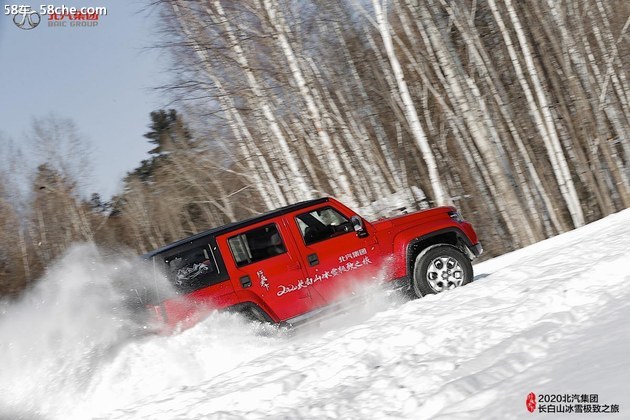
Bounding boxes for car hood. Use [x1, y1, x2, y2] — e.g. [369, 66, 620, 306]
[370, 206, 455, 232]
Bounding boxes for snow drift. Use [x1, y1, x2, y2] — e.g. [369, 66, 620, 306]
[2, 209, 630, 419]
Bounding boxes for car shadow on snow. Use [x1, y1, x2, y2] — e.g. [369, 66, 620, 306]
[473, 273, 491, 282]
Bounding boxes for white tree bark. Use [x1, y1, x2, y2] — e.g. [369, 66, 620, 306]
[170, 1, 289, 209]
[211, 0, 312, 201]
[372, 0, 449, 206]
[328, 6, 402, 192]
[438, 0, 561, 235]
[261, 0, 356, 204]
[489, 0, 585, 227]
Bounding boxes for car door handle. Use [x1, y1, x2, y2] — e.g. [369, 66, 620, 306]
[307, 253, 319, 266]
[240, 275, 252, 288]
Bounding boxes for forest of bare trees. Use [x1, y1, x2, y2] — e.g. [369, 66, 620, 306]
[1, 0, 628, 296]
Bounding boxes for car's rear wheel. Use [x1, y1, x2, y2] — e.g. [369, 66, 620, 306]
[412, 245, 473, 297]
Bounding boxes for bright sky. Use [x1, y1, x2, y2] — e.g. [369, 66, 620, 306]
[0, 0, 168, 199]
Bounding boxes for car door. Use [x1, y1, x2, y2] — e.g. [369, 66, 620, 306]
[287, 205, 384, 304]
[217, 218, 314, 322]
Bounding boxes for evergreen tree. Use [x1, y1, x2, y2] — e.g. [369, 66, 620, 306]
[127, 109, 196, 182]
[145, 109, 195, 156]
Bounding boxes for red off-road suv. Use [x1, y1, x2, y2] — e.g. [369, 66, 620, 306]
[142, 197, 482, 328]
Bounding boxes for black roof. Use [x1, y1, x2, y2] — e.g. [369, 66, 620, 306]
[142, 197, 330, 259]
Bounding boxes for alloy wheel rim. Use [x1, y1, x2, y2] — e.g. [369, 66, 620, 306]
[426, 256, 464, 292]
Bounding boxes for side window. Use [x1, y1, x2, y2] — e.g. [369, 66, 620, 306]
[228, 223, 287, 267]
[296, 206, 353, 245]
[164, 244, 223, 293]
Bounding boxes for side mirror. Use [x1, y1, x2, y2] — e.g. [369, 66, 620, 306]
[350, 215, 368, 238]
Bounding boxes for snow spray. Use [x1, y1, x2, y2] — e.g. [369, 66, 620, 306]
[0, 244, 167, 418]
[0, 244, 284, 419]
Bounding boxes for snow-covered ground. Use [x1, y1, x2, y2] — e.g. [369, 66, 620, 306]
[1, 209, 629, 419]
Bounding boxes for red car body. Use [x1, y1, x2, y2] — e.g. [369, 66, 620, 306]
[142, 197, 482, 329]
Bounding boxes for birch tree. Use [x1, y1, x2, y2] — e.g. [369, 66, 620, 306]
[488, 0, 586, 228]
[372, 0, 449, 206]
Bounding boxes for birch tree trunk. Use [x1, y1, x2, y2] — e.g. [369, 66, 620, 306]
[327, 4, 402, 193]
[260, 0, 359, 205]
[168, 2, 286, 210]
[437, 0, 563, 235]
[210, 0, 312, 201]
[488, 0, 586, 228]
[372, 0, 449, 206]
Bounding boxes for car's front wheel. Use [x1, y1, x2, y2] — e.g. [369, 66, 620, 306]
[412, 245, 473, 297]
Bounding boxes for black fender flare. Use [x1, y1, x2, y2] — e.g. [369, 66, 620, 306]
[405, 227, 477, 279]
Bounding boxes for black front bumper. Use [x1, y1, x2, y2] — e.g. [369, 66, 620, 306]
[471, 243, 483, 258]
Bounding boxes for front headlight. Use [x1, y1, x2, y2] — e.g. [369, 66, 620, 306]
[448, 210, 464, 223]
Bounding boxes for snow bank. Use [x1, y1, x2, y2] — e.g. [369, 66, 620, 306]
[109, 209, 630, 419]
[1, 209, 629, 419]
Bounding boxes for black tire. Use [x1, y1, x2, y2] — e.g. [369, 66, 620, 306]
[411, 245, 473, 298]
